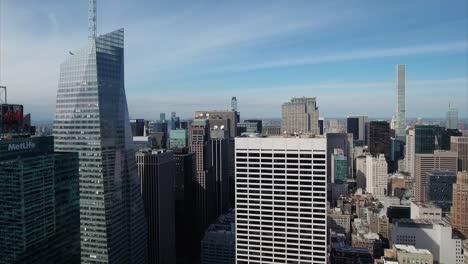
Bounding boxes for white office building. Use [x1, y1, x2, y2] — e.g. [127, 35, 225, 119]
[235, 136, 327, 263]
[366, 154, 388, 200]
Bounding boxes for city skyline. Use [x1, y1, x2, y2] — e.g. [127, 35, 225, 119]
[0, 0, 467, 119]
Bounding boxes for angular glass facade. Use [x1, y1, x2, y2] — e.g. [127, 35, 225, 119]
[53, 29, 147, 264]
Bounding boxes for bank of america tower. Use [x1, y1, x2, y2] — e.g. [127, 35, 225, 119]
[53, 1, 147, 263]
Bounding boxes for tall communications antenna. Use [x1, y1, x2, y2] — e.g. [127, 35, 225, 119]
[88, 0, 97, 39]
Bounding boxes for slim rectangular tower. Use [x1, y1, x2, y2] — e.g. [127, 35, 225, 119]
[235, 136, 327, 263]
[368, 121, 391, 158]
[395, 64, 406, 141]
[189, 118, 215, 236]
[136, 149, 176, 264]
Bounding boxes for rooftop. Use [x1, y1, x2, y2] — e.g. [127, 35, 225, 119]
[395, 218, 450, 226]
[411, 201, 441, 209]
[394, 244, 432, 255]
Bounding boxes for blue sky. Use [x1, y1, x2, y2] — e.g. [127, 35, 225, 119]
[1, 0, 467, 119]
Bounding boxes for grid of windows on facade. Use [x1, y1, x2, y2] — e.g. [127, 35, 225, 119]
[235, 137, 327, 264]
[53, 29, 146, 264]
[395, 235, 416, 246]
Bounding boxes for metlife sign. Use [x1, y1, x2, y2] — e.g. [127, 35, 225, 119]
[0, 136, 54, 160]
[7, 141, 36, 151]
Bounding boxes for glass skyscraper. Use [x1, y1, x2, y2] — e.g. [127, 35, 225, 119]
[0, 136, 80, 264]
[53, 28, 147, 264]
[332, 149, 348, 184]
[415, 125, 435, 154]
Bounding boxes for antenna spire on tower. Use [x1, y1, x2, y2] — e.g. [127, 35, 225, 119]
[88, 0, 97, 39]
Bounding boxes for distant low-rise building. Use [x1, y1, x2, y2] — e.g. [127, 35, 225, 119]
[328, 208, 352, 240]
[352, 233, 384, 259]
[376, 244, 433, 264]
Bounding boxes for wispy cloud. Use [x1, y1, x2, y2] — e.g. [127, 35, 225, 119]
[125, 1, 349, 76]
[217, 41, 468, 72]
[127, 77, 468, 119]
[1, 1, 466, 120]
[47, 12, 59, 34]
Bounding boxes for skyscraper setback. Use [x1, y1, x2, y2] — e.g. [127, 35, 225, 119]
[281, 97, 320, 135]
[395, 64, 406, 141]
[53, 2, 147, 263]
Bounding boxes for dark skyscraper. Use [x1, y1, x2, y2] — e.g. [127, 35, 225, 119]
[428, 170, 456, 212]
[173, 148, 198, 263]
[347, 115, 368, 143]
[433, 126, 462, 151]
[210, 128, 230, 216]
[347, 117, 359, 140]
[131, 119, 145, 137]
[195, 110, 237, 208]
[136, 149, 176, 264]
[368, 121, 390, 158]
[53, 2, 147, 263]
[189, 118, 215, 236]
[318, 118, 324, 135]
[415, 125, 435, 154]
[0, 136, 80, 264]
